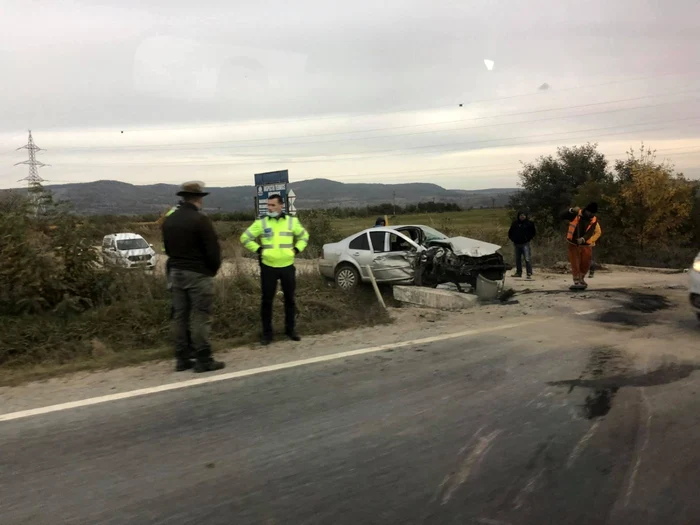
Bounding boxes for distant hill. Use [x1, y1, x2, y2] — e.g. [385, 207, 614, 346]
[3, 178, 519, 215]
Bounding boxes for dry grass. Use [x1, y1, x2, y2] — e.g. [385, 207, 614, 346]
[0, 258, 392, 384]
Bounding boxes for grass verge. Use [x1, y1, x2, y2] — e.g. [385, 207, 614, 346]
[0, 269, 392, 386]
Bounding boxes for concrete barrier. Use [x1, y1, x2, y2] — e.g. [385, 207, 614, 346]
[393, 286, 479, 310]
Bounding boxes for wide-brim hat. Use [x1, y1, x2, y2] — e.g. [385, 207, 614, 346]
[176, 181, 209, 197]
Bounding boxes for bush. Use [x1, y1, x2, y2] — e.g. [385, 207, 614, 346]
[0, 193, 113, 315]
[296, 210, 342, 258]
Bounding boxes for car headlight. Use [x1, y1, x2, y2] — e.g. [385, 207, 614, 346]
[693, 260, 700, 272]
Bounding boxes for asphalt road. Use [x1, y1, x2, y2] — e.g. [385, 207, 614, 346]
[2, 321, 700, 524]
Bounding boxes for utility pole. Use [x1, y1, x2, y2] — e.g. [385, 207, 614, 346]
[15, 130, 50, 217]
[392, 191, 396, 216]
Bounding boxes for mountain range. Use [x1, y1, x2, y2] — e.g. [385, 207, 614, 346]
[4, 179, 519, 215]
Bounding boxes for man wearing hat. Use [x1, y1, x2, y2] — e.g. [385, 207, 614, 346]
[162, 181, 225, 373]
[560, 202, 602, 290]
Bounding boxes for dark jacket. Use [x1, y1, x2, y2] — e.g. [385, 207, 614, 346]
[560, 208, 599, 246]
[508, 212, 536, 245]
[162, 202, 221, 277]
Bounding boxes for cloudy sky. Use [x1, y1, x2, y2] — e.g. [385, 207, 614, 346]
[1, 0, 699, 190]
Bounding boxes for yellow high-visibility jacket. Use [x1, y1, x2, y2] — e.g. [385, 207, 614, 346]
[240, 214, 309, 268]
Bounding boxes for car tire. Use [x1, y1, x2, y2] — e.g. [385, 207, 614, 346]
[335, 264, 360, 291]
[696, 312, 700, 323]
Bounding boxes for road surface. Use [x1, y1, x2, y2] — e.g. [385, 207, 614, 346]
[1, 305, 699, 524]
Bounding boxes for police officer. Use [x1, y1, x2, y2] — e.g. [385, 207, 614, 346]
[240, 194, 309, 345]
[162, 181, 225, 373]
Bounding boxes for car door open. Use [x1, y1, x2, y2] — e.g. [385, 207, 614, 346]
[368, 229, 420, 283]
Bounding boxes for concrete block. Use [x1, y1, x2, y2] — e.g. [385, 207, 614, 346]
[393, 286, 479, 311]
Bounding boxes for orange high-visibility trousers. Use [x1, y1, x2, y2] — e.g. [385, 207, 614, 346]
[568, 244, 593, 281]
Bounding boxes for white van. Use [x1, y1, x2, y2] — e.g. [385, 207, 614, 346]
[101, 233, 156, 269]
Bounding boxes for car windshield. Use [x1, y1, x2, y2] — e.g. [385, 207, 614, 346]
[419, 226, 449, 242]
[116, 238, 149, 250]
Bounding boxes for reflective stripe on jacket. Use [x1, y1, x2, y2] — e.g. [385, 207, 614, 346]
[566, 211, 602, 246]
[240, 214, 310, 268]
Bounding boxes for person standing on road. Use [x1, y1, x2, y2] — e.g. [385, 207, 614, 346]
[560, 202, 602, 290]
[162, 181, 225, 373]
[240, 194, 310, 345]
[508, 210, 536, 279]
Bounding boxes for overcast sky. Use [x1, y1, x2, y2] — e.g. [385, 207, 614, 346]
[1, 0, 699, 191]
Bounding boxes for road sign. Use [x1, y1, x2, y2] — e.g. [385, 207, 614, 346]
[254, 170, 289, 217]
[287, 189, 297, 215]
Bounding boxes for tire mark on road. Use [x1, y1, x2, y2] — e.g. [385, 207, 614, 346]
[441, 429, 502, 505]
[625, 388, 652, 507]
[566, 420, 602, 468]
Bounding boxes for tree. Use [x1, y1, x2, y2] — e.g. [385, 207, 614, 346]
[509, 143, 612, 230]
[608, 146, 695, 251]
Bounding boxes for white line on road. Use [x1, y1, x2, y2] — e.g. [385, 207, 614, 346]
[0, 318, 549, 423]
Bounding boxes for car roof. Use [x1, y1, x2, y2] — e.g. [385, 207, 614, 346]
[352, 225, 432, 235]
[105, 233, 144, 239]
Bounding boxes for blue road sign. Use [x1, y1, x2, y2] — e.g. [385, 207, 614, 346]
[254, 170, 289, 217]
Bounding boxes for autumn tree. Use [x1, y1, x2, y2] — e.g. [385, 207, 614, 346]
[608, 145, 695, 251]
[509, 143, 612, 230]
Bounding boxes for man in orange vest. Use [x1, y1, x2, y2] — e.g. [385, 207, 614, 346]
[560, 202, 602, 290]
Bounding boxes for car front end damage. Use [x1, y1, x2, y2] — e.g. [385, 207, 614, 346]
[413, 237, 509, 289]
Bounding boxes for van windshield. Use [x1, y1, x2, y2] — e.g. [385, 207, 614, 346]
[117, 238, 149, 250]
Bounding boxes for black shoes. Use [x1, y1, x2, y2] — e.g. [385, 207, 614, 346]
[193, 359, 226, 373]
[260, 332, 301, 345]
[175, 359, 194, 372]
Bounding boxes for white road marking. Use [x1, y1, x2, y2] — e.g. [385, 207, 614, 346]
[567, 420, 602, 468]
[441, 429, 502, 505]
[0, 318, 549, 423]
[625, 388, 652, 506]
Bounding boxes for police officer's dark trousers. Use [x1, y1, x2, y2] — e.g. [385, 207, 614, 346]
[260, 263, 296, 339]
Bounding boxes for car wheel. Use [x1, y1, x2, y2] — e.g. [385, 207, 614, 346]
[696, 312, 700, 323]
[335, 264, 360, 291]
[414, 265, 438, 288]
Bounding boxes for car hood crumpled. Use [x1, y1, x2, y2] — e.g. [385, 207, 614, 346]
[429, 236, 501, 257]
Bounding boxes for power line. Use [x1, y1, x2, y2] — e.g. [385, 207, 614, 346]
[110, 70, 698, 133]
[29, 145, 700, 188]
[50, 87, 700, 152]
[55, 115, 700, 167]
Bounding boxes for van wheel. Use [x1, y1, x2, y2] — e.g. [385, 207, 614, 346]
[335, 264, 360, 291]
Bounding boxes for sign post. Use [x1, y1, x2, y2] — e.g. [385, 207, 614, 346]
[254, 170, 289, 218]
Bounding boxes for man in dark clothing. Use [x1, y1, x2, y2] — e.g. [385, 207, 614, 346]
[560, 202, 602, 290]
[163, 199, 194, 359]
[374, 216, 386, 227]
[508, 211, 536, 279]
[162, 181, 225, 373]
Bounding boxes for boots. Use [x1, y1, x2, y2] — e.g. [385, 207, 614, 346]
[193, 359, 226, 373]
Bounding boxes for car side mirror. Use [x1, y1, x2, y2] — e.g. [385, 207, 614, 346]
[149, 244, 154, 248]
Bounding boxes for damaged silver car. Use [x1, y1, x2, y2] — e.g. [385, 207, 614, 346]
[319, 225, 508, 291]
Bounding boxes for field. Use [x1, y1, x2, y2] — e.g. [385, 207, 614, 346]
[329, 209, 512, 237]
